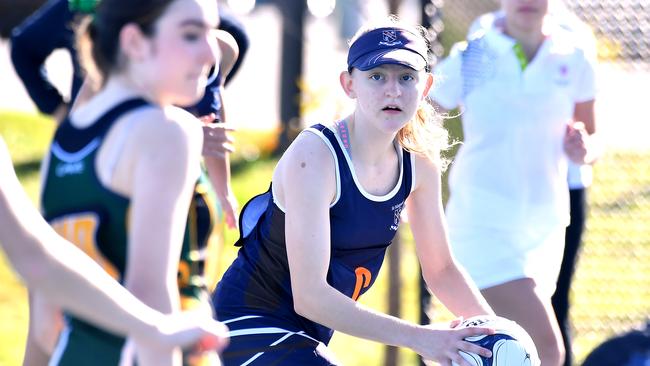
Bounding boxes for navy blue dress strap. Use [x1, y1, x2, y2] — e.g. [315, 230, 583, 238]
[308, 123, 354, 184]
[309, 123, 414, 197]
[55, 98, 151, 152]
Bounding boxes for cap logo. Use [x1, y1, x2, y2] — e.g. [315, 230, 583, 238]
[380, 30, 401, 46]
[347, 27, 428, 71]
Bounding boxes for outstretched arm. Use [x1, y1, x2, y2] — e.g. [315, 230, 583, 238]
[217, 6, 249, 84]
[564, 99, 600, 164]
[0, 137, 228, 355]
[198, 29, 239, 228]
[406, 154, 494, 317]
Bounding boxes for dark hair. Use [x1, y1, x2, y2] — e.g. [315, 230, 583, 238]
[77, 0, 175, 85]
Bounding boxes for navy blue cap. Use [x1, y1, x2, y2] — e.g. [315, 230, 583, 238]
[347, 27, 428, 71]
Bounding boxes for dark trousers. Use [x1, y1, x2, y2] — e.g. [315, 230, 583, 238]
[552, 187, 587, 366]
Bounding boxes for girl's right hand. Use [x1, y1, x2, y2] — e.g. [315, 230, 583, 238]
[144, 311, 229, 354]
[411, 320, 494, 366]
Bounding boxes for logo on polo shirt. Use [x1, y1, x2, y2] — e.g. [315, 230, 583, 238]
[555, 64, 570, 86]
[380, 30, 402, 46]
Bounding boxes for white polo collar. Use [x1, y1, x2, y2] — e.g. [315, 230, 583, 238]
[482, 25, 569, 64]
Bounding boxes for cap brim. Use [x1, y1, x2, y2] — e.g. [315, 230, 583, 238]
[351, 48, 427, 71]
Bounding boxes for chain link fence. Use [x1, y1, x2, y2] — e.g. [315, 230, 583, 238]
[423, 1, 650, 364]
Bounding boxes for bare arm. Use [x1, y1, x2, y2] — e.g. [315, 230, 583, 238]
[202, 85, 238, 229]
[0, 137, 227, 354]
[575, 100, 596, 135]
[275, 133, 492, 365]
[22, 291, 61, 366]
[22, 292, 63, 365]
[564, 99, 600, 164]
[201, 30, 239, 228]
[406, 154, 494, 316]
[204, 153, 237, 229]
[215, 29, 239, 83]
[123, 110, 204, 365]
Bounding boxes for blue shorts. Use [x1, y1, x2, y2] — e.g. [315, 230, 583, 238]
[220, 315, 339, 365]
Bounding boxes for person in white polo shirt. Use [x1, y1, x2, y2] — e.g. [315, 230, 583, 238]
[428, 1, 599, 365]
[465, 7, 597, 366]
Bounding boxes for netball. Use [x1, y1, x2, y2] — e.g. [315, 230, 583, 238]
[453, 315, 540, 366]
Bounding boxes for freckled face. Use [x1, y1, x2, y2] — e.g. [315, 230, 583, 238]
[142, 0, 220, 106]
[348, 64, 429, 133]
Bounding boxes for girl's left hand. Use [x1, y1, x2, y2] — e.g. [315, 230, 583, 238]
[200, 114, 235, 158]
[217, 190, 239, 230]
[563, 121, 590, 164]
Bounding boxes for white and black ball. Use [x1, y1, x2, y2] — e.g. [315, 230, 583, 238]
[452, 315, 540, 366]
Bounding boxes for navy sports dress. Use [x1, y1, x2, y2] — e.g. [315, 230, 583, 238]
[212, 123, 414, 365]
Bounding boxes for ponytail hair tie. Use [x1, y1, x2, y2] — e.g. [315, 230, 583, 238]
[68, 0, 100, 14]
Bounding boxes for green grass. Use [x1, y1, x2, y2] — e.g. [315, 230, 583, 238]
[1, 111, 649, 365]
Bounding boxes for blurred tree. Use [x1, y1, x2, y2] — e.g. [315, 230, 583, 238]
[274, 0, 306, 155]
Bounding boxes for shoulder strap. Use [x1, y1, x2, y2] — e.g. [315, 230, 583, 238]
[401, 148, 414, 196]
[55, 98, 151, 152]
[309, 123, 351, 176]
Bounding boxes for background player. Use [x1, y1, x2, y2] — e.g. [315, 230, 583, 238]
[428, 0, 599, 365]
[463, 8, 598, 366]
[10, 0, 247, 229]
[0, 136, 229, 357]
[24, 0, 224, 364]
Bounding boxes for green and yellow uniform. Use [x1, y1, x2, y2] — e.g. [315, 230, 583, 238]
[41, 99, 221, 365]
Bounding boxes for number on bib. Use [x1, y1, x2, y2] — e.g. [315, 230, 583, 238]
[50, 213, 119, 279]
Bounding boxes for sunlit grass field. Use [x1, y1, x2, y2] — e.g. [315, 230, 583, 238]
[1, 110, 649, 365]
